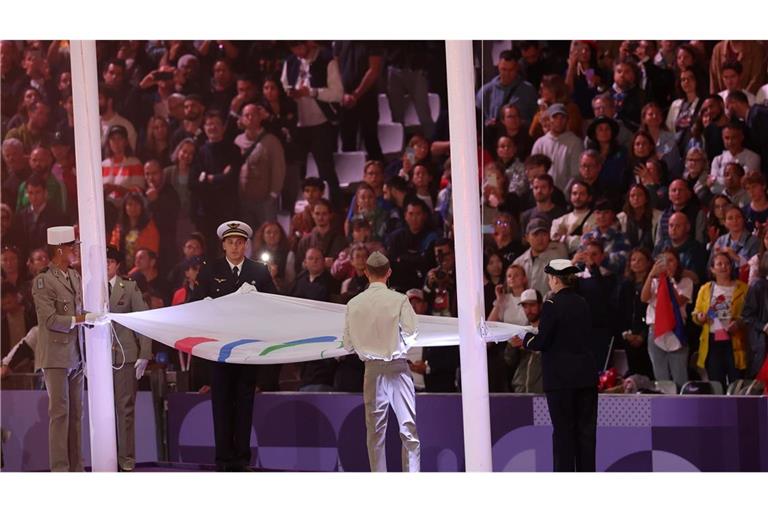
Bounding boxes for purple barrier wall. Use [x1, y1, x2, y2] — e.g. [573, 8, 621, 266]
[1, 390, 157, 472]
[166, 393, 768, 472]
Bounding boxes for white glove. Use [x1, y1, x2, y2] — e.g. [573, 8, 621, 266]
[134, 359, 149, 380]
[84, 312, 109, 325]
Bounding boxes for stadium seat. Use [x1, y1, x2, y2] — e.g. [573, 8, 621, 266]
[378, 122, 404, 155]
[680, 380, 724, 395]
[333, 151, 366, 187]
[653, 380, 677, 395]
[728, 379, 765, 395]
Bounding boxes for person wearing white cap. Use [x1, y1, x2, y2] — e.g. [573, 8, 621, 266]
[343, 251, 420, 472]
[30, 226, 104, 471]
[191, 220, 277, 472]
[522, 259, 598, 472]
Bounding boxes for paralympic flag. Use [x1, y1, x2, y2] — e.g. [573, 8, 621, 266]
[106, 284, 529, 365]
[654, 273, 687, 352]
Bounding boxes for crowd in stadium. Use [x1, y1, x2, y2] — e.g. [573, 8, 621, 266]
[2, 39, 768, 395]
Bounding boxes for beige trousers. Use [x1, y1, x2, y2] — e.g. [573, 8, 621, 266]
[113, 364, 138, 470]
[363, 359, 420, 472]
[42, 367, 84, 472]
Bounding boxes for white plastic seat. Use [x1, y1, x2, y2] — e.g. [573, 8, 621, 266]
[333, 151, 367, 187]
[653, 380, 677, 395]
[378, 122, 404, 155]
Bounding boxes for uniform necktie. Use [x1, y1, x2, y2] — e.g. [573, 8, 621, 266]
[233, 266, 239, 281]
[108, 282, 112, 296]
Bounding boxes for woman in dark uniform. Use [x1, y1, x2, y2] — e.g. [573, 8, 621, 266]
[523, 259, 598, 472]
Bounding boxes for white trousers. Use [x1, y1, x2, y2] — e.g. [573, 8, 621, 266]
[363, 359, 420, 472]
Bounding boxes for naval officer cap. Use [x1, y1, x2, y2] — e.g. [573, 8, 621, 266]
[366, 251, 389, 268]
[216, 220, 253, 240]
[47, 226, 80, 245]
[544, 258, 580, 276]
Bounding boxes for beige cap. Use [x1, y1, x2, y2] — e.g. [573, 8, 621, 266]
[47, 226, 78, 245]
[216, 220, 253, 240]
[366, 251, 389, 267]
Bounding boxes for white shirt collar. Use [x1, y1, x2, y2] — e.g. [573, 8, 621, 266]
[109, 275, 117, 287]
[226, 258, 245, 272]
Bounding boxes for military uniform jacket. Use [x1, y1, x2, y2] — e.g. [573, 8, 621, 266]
[192, 257, 277, 300]
[109, 275, 152, 365]
[31, 263, 84, 370]
[524, 287, 598, 391]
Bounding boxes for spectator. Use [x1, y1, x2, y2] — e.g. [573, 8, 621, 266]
[616, 247, 655, 379]
[50, 129, 77, 218]
[11, 174, 66, 259]
[494, 135, 526, 198]
[281, 41, 344, 207]
[237, 102, 286, 231]
[476, 49, 537, 125]
[386, 198, 438, 293]
[110, 192, 160, 271]
[252, 220, 296, 294]
[483, 250, 505, 315]
[504, 289, 544, 393]
[726, 90, 768, 175]
[640, 102, 682, 179]
[1, 282, 37, 359]
[585, 116, 630, 195]
[190, 110, 241, 255]
[574, 149, 611, 205]
[617, 183, 662, 252]
[717, 60, 757, 108]
[709, 204, 759, 282]
[743, 171, 768, 234]
[423, 238, 457, 317]
[4, 100, 52, 153]
[720, 162, 749, 208]
[345, 160, 389, 227]
[683, 147, 712, 206]
[2, 138, 31, 209]
[170, 256, 202, 305]
[653, 212, 709, 284]
[334, 41, 384, 161]
[1, 246, 25, 288]
[165, 138, 198, 244]
[392, 132, 434, 183]
[332, 218, 384, 283]
[290, 176, 325, 240]
[742, 252, 768, 378]
[381, 175, 411, 236]
[493, 104, 533, 160]
[530, 103, 583, 192]
[709, 122, 761, 194]
[590, 93, 634, 151]
[520, 174, 566, 234]
[205, 59, 237, 115]
[166, 232, 206, 290]
[634, 40, 675, 110]
[17, 146, 67, 214]
[747, 227, 768, 286]
[576, 199, 631, 276]
[692, 252, 749, 389]
[710, 41, 765, 95]
[566, 41, 605, 119]
[512, 217, 568, 297]
[488, 263, 529, 328]
[700, 94, 728, 162]
[385, 41, 436, 139]
[339, 243, 370, 302]
[667, 67, 705, 154]
[610, 58, 645, 131]
[295, 198, 347, 275]
[529, 74, 583, 140]
[345, 182, 387, 241]
[484, 211, 524, 270]
[143, 160, 180, 273]
[129, 248, 171, 306]
[410, 164, 435, 212]
[138, 115, 172, 168]
[641, 248, 694, 388]
[170, 94, 206, 149]
[6, 86, 42, 132]
[551, 179, 597, 255]
[657, 179, 706, 248]
[102, 124, 145, 204]
[481, 163, 509, 231]
[99, 88, 138, 152]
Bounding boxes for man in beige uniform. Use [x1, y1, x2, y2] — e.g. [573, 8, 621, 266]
[107, 245, 152, 471]
[343, 251, 420, 472]
[31, 226, 101, 472]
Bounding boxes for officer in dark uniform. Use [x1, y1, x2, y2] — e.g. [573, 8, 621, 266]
[191, 220, 277, 471]
[523, 259, 598, 472]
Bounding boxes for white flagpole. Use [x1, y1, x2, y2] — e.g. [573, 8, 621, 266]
[70, 40, 118, 472]
[445, 40, 493, 471]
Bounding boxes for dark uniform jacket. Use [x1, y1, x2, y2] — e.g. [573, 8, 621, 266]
[524, 287, 597, 391]
[192, 257, 277, 300]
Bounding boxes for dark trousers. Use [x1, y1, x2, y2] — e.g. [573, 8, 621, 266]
[295, 122, 342, 208]
[211, 362, 257, 470]
[340, 92, 383, 161]
[706, 337, 740, 389]
[545, 386, 598, 472]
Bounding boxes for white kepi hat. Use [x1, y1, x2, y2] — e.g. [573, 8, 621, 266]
[544, 258, 580, 276]
[216, 220, 253, 240]
[47, 226, 79, 245]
